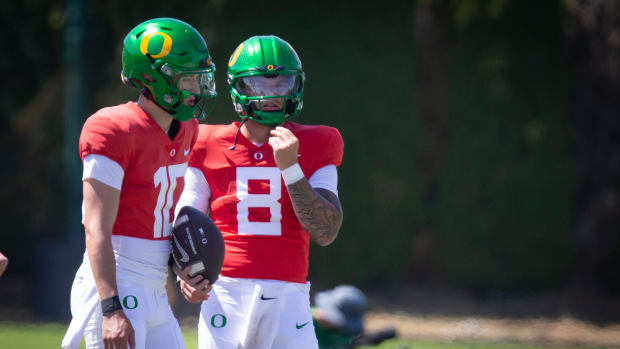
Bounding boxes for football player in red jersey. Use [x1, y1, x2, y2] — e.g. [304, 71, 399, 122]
[176, 35, 344, 349]
[61, 18, 217, 349]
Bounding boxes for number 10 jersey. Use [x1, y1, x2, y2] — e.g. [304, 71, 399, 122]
[79, 102, 198, 240]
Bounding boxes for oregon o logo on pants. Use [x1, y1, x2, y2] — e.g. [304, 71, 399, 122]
[123, 295, 138, 309]
[211, 314, 227, 328]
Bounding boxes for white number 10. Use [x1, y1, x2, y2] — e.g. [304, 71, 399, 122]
[153, 163, 188, 238]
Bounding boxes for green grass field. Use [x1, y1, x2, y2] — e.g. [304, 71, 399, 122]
[0, 322, 609, 349]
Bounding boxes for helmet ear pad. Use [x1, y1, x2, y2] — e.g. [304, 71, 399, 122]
[141, 72, 157, 83]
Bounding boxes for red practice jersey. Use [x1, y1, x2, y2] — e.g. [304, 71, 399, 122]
[189, 121, 344, 283]
[79, 102, 198, 240]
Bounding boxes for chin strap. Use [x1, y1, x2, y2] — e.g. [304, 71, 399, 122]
[228, 118, 248, 151]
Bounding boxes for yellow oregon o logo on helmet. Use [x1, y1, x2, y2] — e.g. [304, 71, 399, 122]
[140, 31, 173, 59]
[229, 43, 244, 67]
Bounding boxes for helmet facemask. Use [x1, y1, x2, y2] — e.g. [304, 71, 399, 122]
[230, 73, 304, 126]
[148, 62, 217, 121]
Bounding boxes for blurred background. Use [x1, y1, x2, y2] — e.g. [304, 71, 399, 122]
[1, 0, 619, 347]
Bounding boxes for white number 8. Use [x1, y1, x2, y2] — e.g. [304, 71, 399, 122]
[236, 167, 282, 236]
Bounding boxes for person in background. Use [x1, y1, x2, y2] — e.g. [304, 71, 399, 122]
[313, 285, 397, 349]
[0, 252, 8, 278]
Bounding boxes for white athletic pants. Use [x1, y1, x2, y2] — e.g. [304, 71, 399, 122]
[198, 276, 319, 349]
[62, 236, 185, 349]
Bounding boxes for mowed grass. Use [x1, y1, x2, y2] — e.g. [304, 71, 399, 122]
[0, 322, 609, 349]
[0, 322, 198, 349]
[364, 341, 610, 349]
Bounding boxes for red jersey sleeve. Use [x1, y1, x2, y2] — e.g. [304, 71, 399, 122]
[79, 112, 132, 170]
[320, 126, 344, 168]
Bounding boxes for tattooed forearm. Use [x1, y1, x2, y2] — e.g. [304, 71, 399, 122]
[286, 179, 343, 246]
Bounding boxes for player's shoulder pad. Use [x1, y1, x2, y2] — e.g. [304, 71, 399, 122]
[84, 109, 122, 132]
[171, 206, 225, 284]
[194, 123, 241, 154]
[79, 104, 139, 163]
[195, 123, 233, 144]
[289, 122, 344, 166]
[287, 122, 343, 145]
[83, 102, 150, 136]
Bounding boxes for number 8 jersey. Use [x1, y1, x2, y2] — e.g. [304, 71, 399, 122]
[188, 121, 344, 283]
[79, 102, 198, 240]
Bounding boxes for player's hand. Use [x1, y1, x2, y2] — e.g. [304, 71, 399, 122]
[0, 252, 8, 278]
[269, 126, 299, 170]
[174, 265, 211, 302]
[173, 265, 204, 284]
[179, 279, 212, 303]
[102, 310, 135, 349]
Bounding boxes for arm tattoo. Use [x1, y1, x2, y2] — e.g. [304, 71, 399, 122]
[286, 179, 343, 246]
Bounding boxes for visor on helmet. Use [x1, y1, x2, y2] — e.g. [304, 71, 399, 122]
[160, 64, 217, 119]
[237, 74, 299, 97]
[236, 74, 300, 111]
[173, 70, 216, 102]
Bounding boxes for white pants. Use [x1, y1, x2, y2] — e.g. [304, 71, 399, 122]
[198, 277, 319, 349]
[62, 236, 185, 349]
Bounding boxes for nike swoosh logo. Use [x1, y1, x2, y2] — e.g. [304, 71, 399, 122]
[296, 322, 309, 329]
[173, 237, 190, 263]
[184, 148, 190, 156]
[260, 295, 276, 300]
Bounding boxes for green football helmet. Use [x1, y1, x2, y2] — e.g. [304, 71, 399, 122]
[121, 18, 217, 121]
[227, 35, 305, 126]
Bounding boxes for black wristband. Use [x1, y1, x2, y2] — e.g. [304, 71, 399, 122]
[101, 295, 123, 316]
